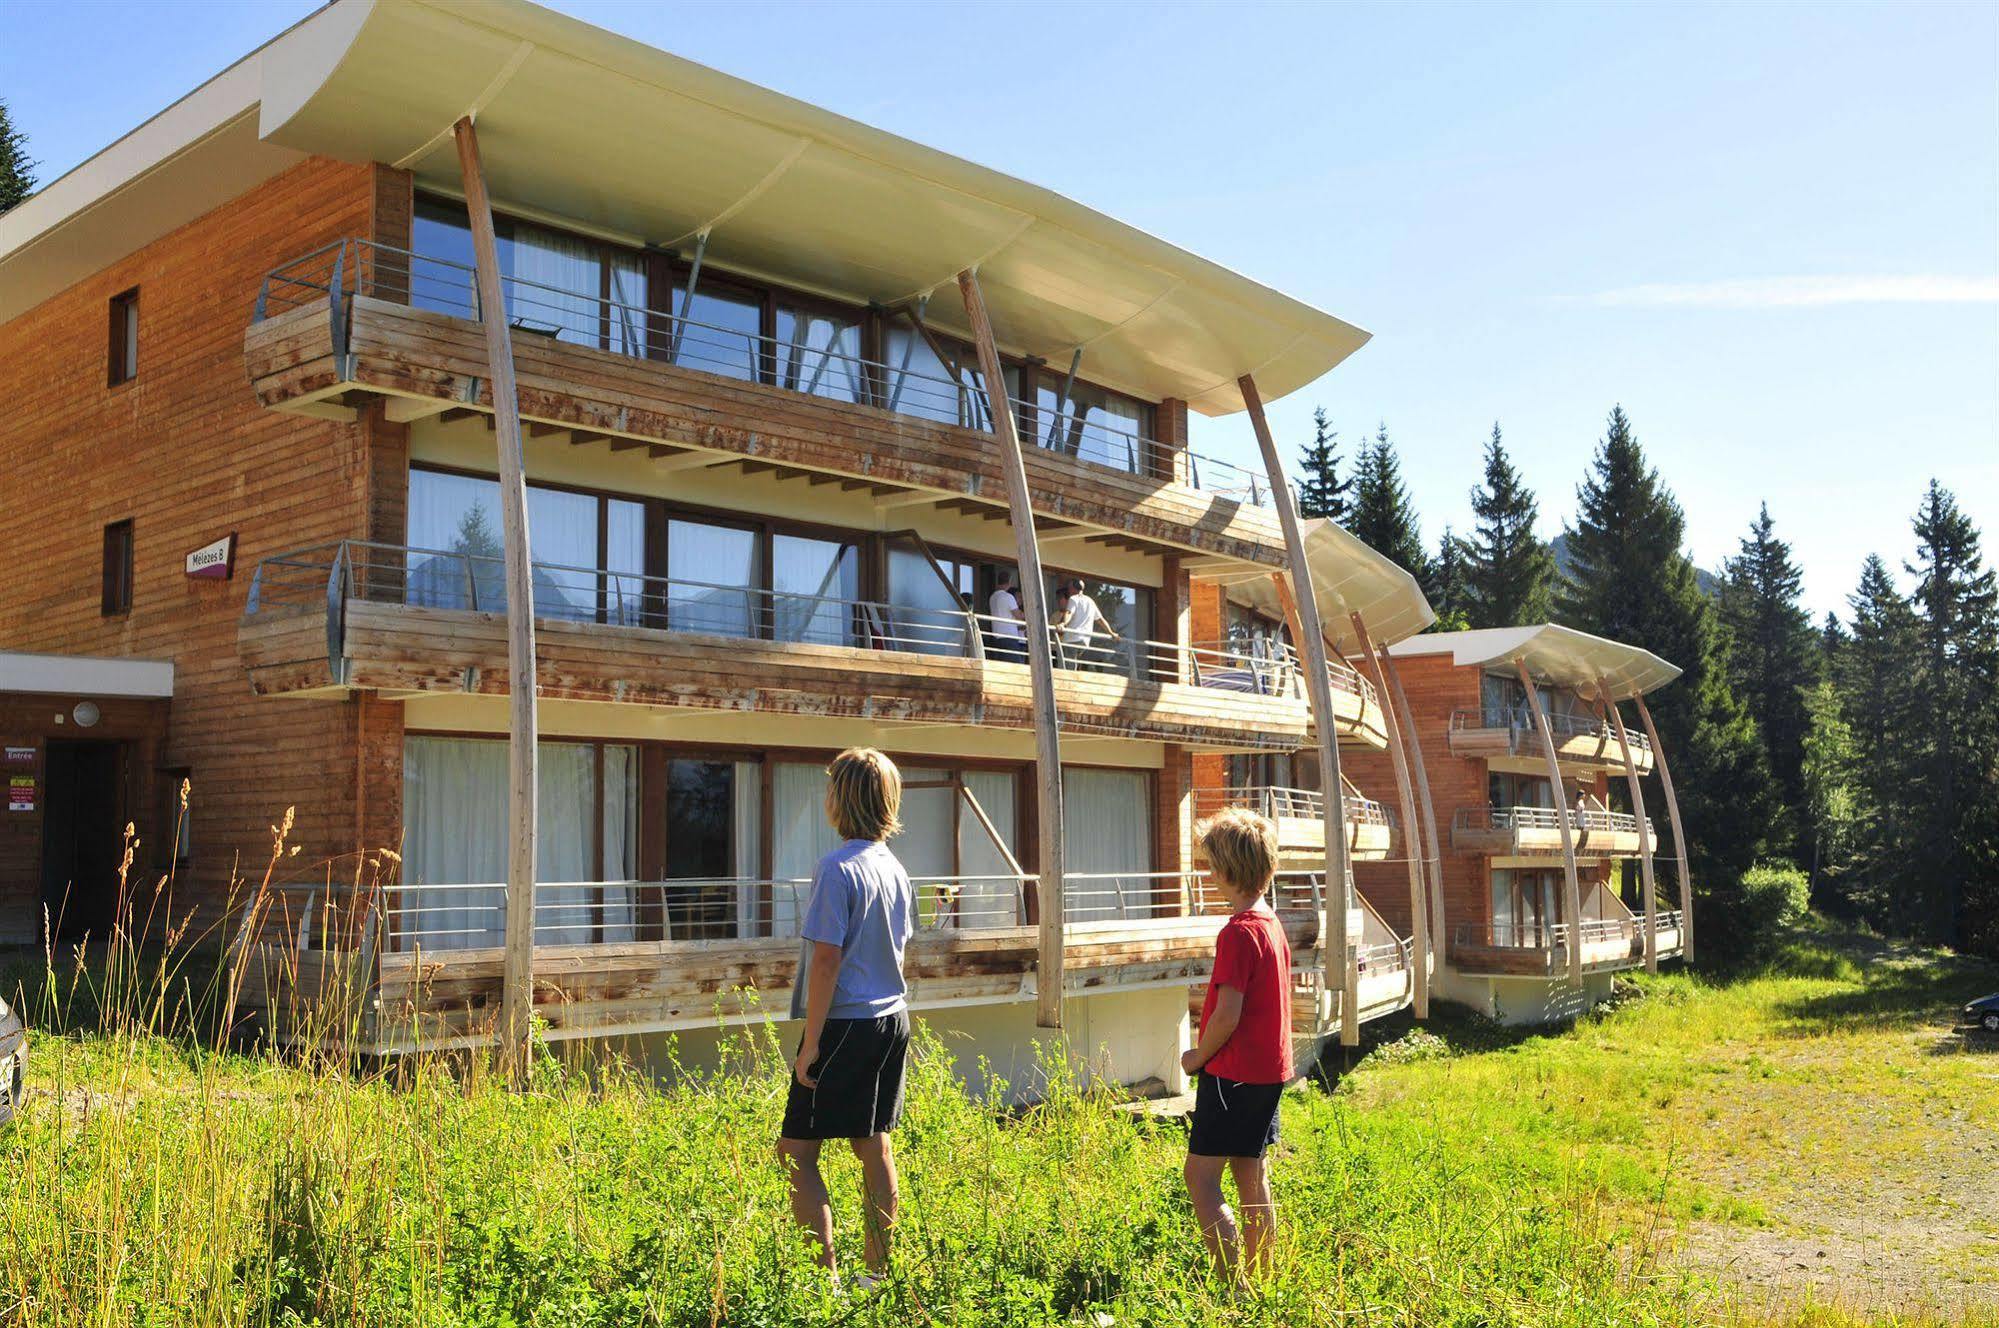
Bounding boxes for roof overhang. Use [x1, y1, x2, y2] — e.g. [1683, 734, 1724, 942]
[1388, 625, 1681, 700]
[0, 652, 176, 700]
[1207, 518, 1436, 655]
[3, 0, 1369, 414]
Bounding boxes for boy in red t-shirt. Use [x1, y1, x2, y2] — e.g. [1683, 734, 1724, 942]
[1181, 807, 1294, 1280]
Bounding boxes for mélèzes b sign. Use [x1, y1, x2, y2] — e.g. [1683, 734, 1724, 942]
[185, 533, 236, 581]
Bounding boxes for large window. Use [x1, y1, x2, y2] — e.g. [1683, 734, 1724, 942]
[402, 736, 637, 949]
[1061, 767, 1155, 921]
[1036, 377, 1148, 473]
[406, 469, 643, 622]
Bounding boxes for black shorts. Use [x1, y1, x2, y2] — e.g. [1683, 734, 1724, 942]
[781, 1009, 911, 1141]
[1188, 1073, 1283, 1158]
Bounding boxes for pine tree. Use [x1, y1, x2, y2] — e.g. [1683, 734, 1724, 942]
[1555, 407, 1773, 958]
[1295, 407, 1350, 521]
[1904, 481, 1999, 946]
[1348, 424, 1430, 586]
[1430, 527, 1473, 631]
[1836, 555, 1924, 934]
[1464, 423, 1553, 628]
[0, 99, 36, 214]
[1717, 504, 1818, 861]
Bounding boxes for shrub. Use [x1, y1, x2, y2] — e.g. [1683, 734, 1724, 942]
[1701, 860, 1811, 971]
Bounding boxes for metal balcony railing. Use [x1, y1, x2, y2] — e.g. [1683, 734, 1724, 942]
[245, 539, 1377, 714]
[1450, 704, 1651, 755]
[1452, 917, 1633, 951]
[252, 238, 1279, 507]
[1452, 805, 1655, 837]
[1191, 784, 1394, 830]
[277, 860, 1359, 956]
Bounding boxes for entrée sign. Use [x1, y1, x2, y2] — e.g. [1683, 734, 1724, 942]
[185, 533, 236, 580]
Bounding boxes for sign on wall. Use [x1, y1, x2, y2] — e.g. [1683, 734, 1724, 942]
[3, 747, 33, 765]
[185, 533, 237, 581]
[7, 777, 33, 812]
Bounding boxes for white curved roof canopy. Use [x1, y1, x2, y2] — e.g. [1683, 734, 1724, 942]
[259, 0, 1371, 415]
[1221, 518, 1437, 654]
[1388, 625, 1681, 700]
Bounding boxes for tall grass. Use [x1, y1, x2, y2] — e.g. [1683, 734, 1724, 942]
[2, 823, 1987, 1325]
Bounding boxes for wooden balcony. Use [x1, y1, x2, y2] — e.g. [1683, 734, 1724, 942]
[1447, 706, 1653, 773]
[234, 873, 1325, 1055]
[237, 541, 1362, 752]
[1192, 785, 1394, 866]
[244, 240, 1295, 571]
[1448, 918, 1638, 977]
[1450, 805, 1657, 858]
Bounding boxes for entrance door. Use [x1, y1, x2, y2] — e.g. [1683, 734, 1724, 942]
[40, 740, 128, 943]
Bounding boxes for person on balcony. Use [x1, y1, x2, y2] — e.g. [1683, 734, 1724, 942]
[777, 749, 915, 1290]
[987, 570, 1026, 662]
[1181, 807, 1293, 1284]
[1054, 579, 1121, 672]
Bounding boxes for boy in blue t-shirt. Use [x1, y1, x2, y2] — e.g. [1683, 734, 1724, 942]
[777, 748, 915, 1283]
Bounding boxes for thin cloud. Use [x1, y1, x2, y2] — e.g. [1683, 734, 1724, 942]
[1570, 275, 1999, 309]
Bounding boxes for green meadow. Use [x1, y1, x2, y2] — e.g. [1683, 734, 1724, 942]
[3, 919, 1993, 1326]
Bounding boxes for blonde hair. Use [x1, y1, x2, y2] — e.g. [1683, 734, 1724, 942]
[825, 748, 903, 842]
[1196, 807, 1278, 898]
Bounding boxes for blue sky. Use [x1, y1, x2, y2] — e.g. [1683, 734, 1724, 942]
[5, 0, 1993, 617]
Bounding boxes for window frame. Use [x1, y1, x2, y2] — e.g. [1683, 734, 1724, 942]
[107, 287, 139, 387]
[101, 518, 134, 616]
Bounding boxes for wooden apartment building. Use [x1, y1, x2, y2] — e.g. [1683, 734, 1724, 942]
[1342, 627, 1692, 1024]
[0, 0, 1439, 1088]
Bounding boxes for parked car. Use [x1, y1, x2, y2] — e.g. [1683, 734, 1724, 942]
[0, 993, 22, 1125]
[1965, 993, 1999, 1034]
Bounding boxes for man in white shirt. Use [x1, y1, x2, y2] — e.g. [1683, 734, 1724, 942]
[1056, 579, 1120, 671]
[988, 570, 1026, 661]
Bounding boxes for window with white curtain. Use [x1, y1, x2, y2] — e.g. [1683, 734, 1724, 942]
[775, 302, 867, 403]
[1036, 378, 1147, 472]
[771, 761, 837, 938]
[666, 518, 760, 637]
[511, 222, 602, 347]
[771, 534, 860, 645]
[672, 279, 762, 381]
[1061, 767, 1154, 922]
[401, 736, 635, 950]
[957, 771, 1022, 928]
[405, 470, 636, 624]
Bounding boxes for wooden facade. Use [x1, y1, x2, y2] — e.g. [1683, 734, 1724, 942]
[0, 5, 1428, 1074]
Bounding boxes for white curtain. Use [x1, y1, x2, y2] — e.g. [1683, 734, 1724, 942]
[402, 738, 633, 950]
[1061, 767, 1152, 922]
[607, 253, 647, 357]
[536, 744, 598, 946]
[598, 746, 638, 942]
[731, 759, 762, 938]
[403, 736, 509, 950]
[772, 535, 858, 646]
[897, 772, 956, 929]
[957, 771, 1021, 928]
[771, 762, 837, 938]
[513, 223, 600, 347]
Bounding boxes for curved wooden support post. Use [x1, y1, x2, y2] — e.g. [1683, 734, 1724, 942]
[1380, 649, 1445, 980]
[959, 269, 1065, 1028]
[1632, 692, 1693, 965]
[1239, 375, 1357, 1046]
[1351, 614, 1427, 1019]
[455, 117, 539, 1079]
[1598, 684, 1659, 972]
[1516, 660, 1583, 988]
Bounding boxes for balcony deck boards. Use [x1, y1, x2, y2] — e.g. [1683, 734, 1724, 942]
[241, 598, 1333, 751]
[239, 910, 1324, 1054]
